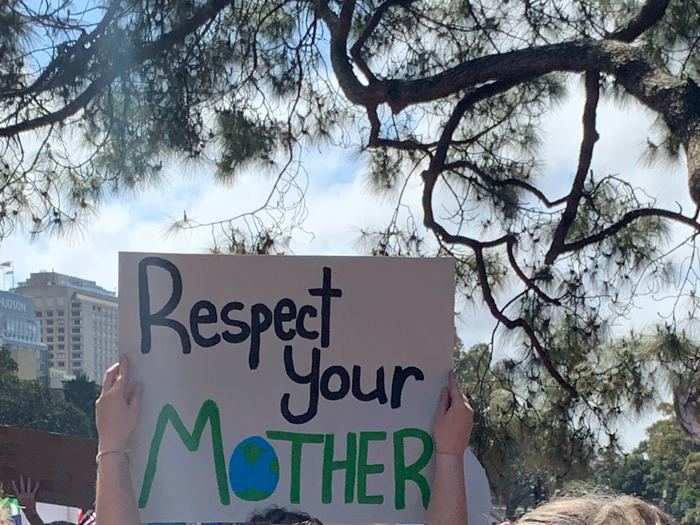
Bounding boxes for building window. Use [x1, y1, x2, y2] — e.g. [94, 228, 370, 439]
[46, 319, 53, 325]
[57, 311, 64, 316]
[71, 361, 81, 368]
[72, 319, 80, 325]
[46, 310, 53, 317]
[72, 352, 81, 358]
[58, 327, 64, 334]
[72, 344, 80, 350]
[58, 344, 64, 350]
[36, 311, 42, 317]
[71, 336, 80, 342]
[71, 327, 80, 333]
[47, 336, 54, 342]
[57, 361, 65, 367]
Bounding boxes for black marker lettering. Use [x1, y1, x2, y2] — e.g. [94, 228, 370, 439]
[190, 300, 220, 348]
[308, 267, 342, 348]
[221, 301, 250, 344]
[274, 298, 297, 341]
[249, 303, 272, 369]
[320, 365, 350, 400]
[390, 366, 424, 409]
[281, 345, 320, 424]
[352, 366, 388, 404]
[296, 305, 319, 340]
[138, 256, 190, 354]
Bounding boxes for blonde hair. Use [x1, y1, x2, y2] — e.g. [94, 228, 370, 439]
[0, 506, 10, 525]
[517, 495, 677, 525]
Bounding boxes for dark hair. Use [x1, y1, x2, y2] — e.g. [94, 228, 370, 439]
[248, 507, 323, 525]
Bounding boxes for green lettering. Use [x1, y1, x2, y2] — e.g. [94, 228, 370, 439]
[322, 433, 357, 504]
[393, 428, 433, 510]
[357, 431, 386, 504]
[266, 431, 324, 504]
[139, 400, 229, 508]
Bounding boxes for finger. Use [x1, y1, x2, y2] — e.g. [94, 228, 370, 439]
[11, 480, 17, 495]
[115, 354, 130, 391]
[102, 363, 120, 391]
[119, 354, 129, 383]
[20, 475, 25, 493]
[32, 479, 40, 496]
[435, 387, 449, 415]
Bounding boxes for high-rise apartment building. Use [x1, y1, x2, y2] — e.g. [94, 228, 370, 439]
[14, 272, 118, 382]
[0, 290, 48, 381]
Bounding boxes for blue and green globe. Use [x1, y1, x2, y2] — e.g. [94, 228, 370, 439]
[229, 435, 280, 501]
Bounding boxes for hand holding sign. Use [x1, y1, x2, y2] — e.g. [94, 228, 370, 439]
[432, 372, 474, 456]
[94, 357, 480, 525]
[96, 357, 142, 454]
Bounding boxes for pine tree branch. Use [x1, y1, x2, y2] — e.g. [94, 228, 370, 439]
[545, 71, 601, 265]
[0, 0, 232, 138]
[608, 0, 671, 42]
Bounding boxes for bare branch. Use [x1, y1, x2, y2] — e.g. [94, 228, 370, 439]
[561, 207, 700, 255]
[349, 0, 415, 82]
[608, 0, 671, 42]
[545, 71, 601, 265]
[473, 247, 578, 398]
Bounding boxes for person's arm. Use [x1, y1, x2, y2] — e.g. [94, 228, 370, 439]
[12, 476, 44, 525]
[95, 355, 142, 525]
[426, 371, 474, 525]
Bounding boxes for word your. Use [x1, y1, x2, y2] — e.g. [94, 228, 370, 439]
[138, 257, 342, 369]
[138, 400, 434, 510]
[282, 345, 423, 424]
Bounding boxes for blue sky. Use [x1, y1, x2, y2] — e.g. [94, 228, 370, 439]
[2, 81, 695, 449]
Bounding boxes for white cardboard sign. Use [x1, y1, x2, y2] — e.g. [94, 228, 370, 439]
[119, 252, 462, 523]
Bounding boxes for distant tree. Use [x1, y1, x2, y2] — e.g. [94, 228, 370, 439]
[455, 342, 594, 518]
[1, 0, 700, 435]
[0, 347, 18, 374]
[63, 373, 100, 436]
[601, 405, 700, 524]
[0, 349, 91, 437]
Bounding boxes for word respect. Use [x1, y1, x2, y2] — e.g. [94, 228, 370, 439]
[138, 256, 342, 370]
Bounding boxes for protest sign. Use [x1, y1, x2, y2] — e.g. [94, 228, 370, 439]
[120, 252, 458, 523]
[0, 426, 97, 509]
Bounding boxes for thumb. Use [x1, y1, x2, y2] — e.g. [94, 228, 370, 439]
[436, 387, 449, 415]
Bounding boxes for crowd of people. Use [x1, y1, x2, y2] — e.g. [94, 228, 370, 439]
[1, 356, 680, 525]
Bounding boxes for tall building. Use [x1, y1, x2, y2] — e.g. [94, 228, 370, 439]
[0, 290, 48, 381]
[14, 272, 118, 382]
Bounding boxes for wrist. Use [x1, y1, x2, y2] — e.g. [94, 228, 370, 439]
[96, 449, 130, 464]
[97, 437, 130, 452]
